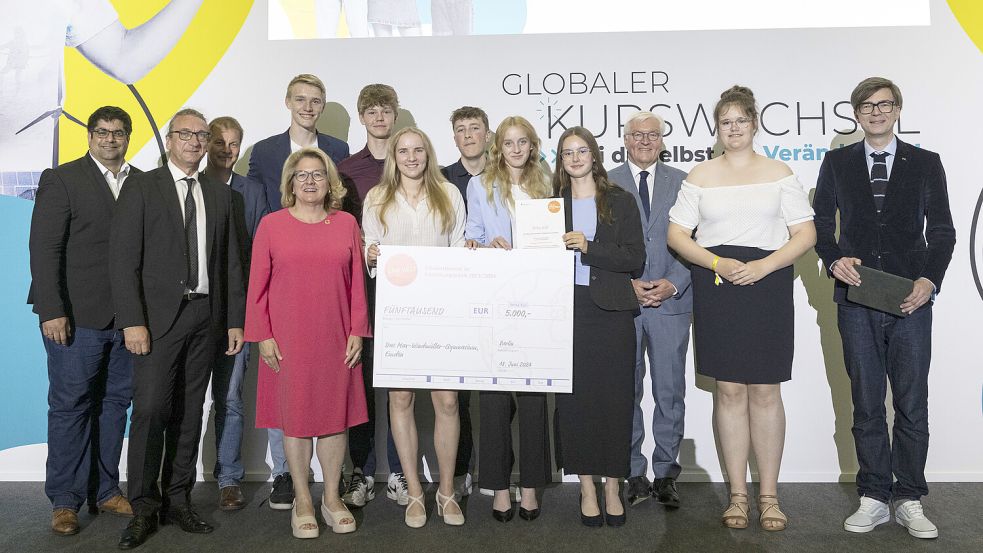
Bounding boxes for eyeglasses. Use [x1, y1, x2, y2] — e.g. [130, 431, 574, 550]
[169, 130, 211, 142]
[628, 131, 662, 142]
[857, 100, 897, 115]
[560, 147, 591, 159]
[91, 128, 128, 139]
[719, 118, 753, 130]
[293, 170, 327, 182]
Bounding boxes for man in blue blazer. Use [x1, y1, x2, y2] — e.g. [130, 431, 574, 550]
[814, 77, 954, 540]
[203, 116, 269, 511]
[608, 112, 692, 508]
[247, 73, 350, 213]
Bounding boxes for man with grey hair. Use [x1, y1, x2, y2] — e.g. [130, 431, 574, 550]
[111, 108, 246, 549]
[608, 111, 691, 508]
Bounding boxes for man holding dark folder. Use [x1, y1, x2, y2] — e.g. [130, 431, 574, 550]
[813, 77, 955, 540]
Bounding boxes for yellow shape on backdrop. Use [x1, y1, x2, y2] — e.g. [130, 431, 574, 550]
[60, 0, 254, 164]
[948, 0, 983, 53]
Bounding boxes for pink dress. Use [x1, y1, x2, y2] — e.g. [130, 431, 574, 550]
[245, 209, 371, 437]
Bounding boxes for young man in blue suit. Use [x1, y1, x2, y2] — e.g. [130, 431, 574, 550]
[203, 116, 269, 511]
[247, 73, 350, 213]
[814, 77, 955, 539]
[608, 111, 691, 508]
[246, 73, 350, 509]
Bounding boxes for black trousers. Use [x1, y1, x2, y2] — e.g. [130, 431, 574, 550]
[126, 298, 215, 516]
[478, 391, 551, 490]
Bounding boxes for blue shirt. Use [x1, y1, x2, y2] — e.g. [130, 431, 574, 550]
[572, 197, 597, 286]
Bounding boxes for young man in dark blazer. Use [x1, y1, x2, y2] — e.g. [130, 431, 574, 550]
[110, 108, 245, 549]
[29, 106, 139, 536]
[608, 111, 691, 508]
[813, 77, 955, 540]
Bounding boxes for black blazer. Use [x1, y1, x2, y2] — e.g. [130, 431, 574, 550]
[28, 155, 142, 329]
[813, 138, 955, 304]
[563, 185, 646, 311]
[109, 166, 246, 339]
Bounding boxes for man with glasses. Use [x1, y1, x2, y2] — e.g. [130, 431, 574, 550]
[202, 116, 269, 512]
[111, 108, 245, 549]
[608, 111, 691, 508]
[29, 106, 140, 536]
[247, 75, 351, 509]
[814, 77, 954, 539]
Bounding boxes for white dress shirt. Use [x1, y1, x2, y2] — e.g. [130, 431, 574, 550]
[628, 160, 656, 212]
[88, 153, 130, 199]
[168, 161, 209, 294]
[863, 136, 898, 179]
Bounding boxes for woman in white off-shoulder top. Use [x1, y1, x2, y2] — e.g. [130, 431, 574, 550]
[666, 86, 816, 532]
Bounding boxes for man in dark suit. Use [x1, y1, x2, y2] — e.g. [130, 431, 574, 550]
[247, 73, 350, 213]
[608, 111, 691, 508]
[111, 108, 245, 549]
[29, 106, 139, 536]
[814, 77, 955, 540]
[201, 116, 269, 511]
[245, 73, 350, 510]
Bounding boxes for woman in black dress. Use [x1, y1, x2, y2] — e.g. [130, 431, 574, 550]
[553, 126, 645, 527]
[666, 86, 816, 531]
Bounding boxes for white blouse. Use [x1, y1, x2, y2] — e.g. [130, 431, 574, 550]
[668, 174, 814, 250]
[362, 180, 466, 274]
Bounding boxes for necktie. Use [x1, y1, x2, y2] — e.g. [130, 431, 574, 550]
[869, 152, 889, 214]
[638, 170, 651, 220]
[183, 177, 199, 291]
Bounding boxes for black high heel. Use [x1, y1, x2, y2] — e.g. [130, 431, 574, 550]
[492, 506, 514, 522]
[580, 494, 603, 528]
[518, 506, 540, 521]
[605, 492, 626, 527]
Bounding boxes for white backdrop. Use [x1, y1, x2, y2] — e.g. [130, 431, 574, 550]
[2, 0, 980, 483]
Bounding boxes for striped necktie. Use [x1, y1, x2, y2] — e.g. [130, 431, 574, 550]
[869, 151, 889, 214]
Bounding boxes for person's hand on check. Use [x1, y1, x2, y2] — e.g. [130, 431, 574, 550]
[367, 243, 381, 267]
[563, 231, 588, 252]
[488, 236, 512, 249]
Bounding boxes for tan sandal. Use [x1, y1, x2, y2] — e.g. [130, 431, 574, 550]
[722, 492, 749, 529]
[758, 495, 787, 531]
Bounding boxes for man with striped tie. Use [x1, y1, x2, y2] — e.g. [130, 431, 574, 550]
[813, 77, 955, 540]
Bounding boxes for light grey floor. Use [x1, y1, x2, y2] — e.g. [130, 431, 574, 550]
[3, 482, 980, 552]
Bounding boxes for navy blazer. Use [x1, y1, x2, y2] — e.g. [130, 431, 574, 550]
[813, 138, 955, 304]
[28, 155, 142, 329]
[247, 129, 349, 212]
[563, 185, 646, 312]
[608, 161, 692, 315]
[229, 173, 269, 276]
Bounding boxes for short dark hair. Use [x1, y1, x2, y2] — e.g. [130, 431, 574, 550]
[449, 106, 489, 130]
[850, 77, 903, 112]
[87, 106, 132, 136]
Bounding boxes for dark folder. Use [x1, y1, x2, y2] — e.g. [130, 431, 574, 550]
[846, 265, 914, 317]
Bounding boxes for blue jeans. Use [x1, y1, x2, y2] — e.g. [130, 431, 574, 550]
[212, 344, 248, 487]
[838, 303, 932, 503]
[44, 326, 132, 511]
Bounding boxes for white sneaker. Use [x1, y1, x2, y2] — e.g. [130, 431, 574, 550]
[387, 472, 409, 505]
[341, 470, 375, 507]
[844, 496, 890, 533]
[453, 473, 473, 498]
[894, 500, 938, 539]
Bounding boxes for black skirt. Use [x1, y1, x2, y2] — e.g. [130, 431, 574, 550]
[692, 245, 794, 384]
[555, 286, 636, 477]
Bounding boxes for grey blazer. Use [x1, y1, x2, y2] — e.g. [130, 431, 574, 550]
[608, 162, 692, 315]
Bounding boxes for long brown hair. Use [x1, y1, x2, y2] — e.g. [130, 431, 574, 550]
[552, 126, 616, 224]
[482, 116, 552, 211]
[368, 127, 456, 235]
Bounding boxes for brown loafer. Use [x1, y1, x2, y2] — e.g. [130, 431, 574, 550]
[220, 485, 246, 511]
[52, 508, 79, 535]
[98, 495, 134, 517]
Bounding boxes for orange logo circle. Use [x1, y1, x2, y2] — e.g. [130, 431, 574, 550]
[548, 200, 561, 213]
[385, 253, 418, 287]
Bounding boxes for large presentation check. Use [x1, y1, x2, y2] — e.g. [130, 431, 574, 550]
[373, 246, 574, 392]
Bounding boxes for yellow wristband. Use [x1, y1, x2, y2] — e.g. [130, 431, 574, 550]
[712, 256, 722, 286]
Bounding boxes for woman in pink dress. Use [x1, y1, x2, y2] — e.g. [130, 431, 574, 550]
[245, 147, 371, 539]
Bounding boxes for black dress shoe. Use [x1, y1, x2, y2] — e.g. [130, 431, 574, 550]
[492, 507, 514, 522]
[518, 506, 540, 521]
[652, 477, 680, 509]
[161, 504, 213, 534]
[579, 495, 603, 527]
[118, 515, 157, 550]
[626, 476, 652, 506]
[605, 494, 626, 527]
